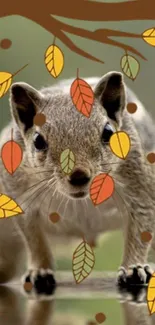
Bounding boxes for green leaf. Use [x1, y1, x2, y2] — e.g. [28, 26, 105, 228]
[60, 148, 76, 175]
[121, 54, 140, 80]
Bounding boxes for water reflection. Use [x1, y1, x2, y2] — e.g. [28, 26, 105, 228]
[0, 275, 155, 325]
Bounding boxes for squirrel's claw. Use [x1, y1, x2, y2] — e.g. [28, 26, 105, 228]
[22, 268, 57, 298]
[117, 264, 153, 289]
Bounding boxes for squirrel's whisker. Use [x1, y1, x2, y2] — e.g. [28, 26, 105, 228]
[15, 177, 51, 203]
[37, 180, 58, 214]
[54, 192, 65, 215]
[24, 179, 57, 213]
[24, 182, 51, 213]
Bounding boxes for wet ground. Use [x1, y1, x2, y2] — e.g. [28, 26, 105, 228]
[0, 271, 154, 325]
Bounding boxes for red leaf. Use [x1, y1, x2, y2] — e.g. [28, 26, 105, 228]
[90, 173, 114, 205]
[1, 139, 23, 174]
[70, 77, 94, 117]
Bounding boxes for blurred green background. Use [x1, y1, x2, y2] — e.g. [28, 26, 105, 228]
[0, 1, 155, 322]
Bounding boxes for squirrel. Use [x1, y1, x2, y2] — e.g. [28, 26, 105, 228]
[0, 71, 155, 295]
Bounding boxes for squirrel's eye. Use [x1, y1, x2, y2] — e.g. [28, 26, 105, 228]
[101, 123, 114, 144]
[33, 133, 48, 151]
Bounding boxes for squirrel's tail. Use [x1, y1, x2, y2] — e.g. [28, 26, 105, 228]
[57, 77, 155, 153]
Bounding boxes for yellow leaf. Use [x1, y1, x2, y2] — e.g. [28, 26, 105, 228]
[0, 64, 29, 99]
[147, 272, 155, 315]
[60, 148, 76, 175]
[45, 44, 64, 78]
[72, 240, 95, 284]
[109, 131, 131, 159]
[120, 54, 140, 80]
[0, 194, 23, 218]
[0, 72, 12, 98]
[142, 28, 155, 46]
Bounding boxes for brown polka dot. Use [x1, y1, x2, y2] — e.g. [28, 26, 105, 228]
[49, 212, 60, 223]
[147, 152, 155, 164]
[127, 102, 137, 114]
[24, 282, 33, 292]
[33, 113, 46, 126]
[88, 240, 97, 248]
[95, 313, 106, 324]
[0, 39, 12, 49]
[141, 231, 152, 243]
[87, 321, 96, 325]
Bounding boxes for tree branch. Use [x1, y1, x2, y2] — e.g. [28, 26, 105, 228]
[0, 0, 154, 21]
[52, 29, 104, 63]
[29, 13, 104, 63]
[0, 0, 151, 63]
[24, 13, 146, 62]
[56, 20, 146, 60]
[44, 0, 154, 21]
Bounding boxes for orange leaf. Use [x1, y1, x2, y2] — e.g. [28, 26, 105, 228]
[90, 173, 114, 205]
[72, 240, 95, 284]
[1, 138, 23, 175]
[70, 73, 94, 117]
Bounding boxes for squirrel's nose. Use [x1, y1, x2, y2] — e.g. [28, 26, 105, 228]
[68, 169, 90, 186]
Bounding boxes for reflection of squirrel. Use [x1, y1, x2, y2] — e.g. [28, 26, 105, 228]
[0, 71, 155, 293]
[2, 286, 154, 325]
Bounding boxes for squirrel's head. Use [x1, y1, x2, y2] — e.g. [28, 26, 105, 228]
[10, 71, 126, 200]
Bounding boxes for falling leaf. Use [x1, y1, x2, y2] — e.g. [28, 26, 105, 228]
[72, 240, 95, 284]
[121, 54, 140, 80]
[70, 70, 94, 117]
[147, 272, 155, 315]
[142, 28, 155, 47]
[60, 148, 75, 175]
[0, 72, 12, 98]
[95, 313, 106, 324]
[0, 64, 28, 98]
[127, 102, 137, 114]
[1, 130, 23, 174]
[109, 131, 130, 160]
[0, 194, 23, 218]
[45, 44, 64, 78]
[90, 173, 114, 206]
[147, 152, 155, 164]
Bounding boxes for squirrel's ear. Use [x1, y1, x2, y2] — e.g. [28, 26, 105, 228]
[10, 82, 43, 132]
[94, 71, 126, 125]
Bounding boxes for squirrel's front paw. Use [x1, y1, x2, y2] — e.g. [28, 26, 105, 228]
[117, 264, 153, 288]
[22, 268, 56, 297]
